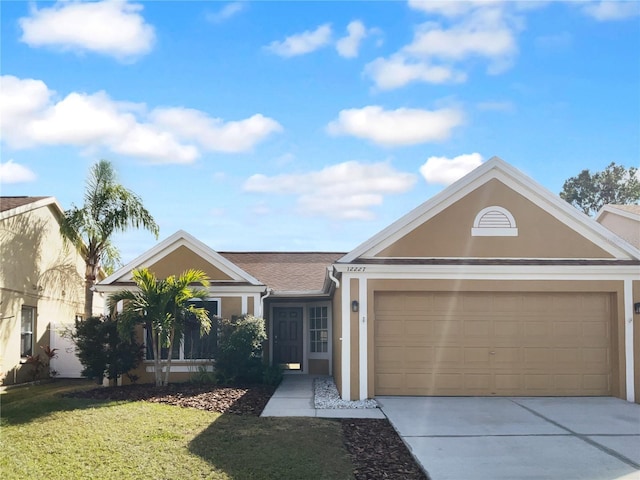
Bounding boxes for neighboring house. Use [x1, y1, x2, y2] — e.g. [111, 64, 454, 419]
[96, 158, 640, 403]
[0, 196, 102, 384]
[596, 204, 640, 250]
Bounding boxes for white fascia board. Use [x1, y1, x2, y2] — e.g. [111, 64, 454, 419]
[95, 284, 266, 294]
[333, 263, 640, 280]
[0, 196, 60, 221]
[100, 230, 263, 286]
[596, 205, 640, 222]
[339, 157, 640, 263]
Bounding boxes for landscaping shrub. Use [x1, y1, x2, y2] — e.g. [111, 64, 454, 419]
[216, 315, 267, 384]
[73, 315, 143, 384]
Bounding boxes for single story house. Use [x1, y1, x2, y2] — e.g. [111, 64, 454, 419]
[0, 196, 102, 384]
[96, 157, 640, 403]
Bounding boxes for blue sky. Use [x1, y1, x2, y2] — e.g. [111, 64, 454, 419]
[1, 0, 639, 264]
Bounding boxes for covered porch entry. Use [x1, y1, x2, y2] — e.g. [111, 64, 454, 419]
[266, 300, 332, 375]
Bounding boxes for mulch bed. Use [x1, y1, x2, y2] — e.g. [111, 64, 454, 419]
[65, 383, 429, 479]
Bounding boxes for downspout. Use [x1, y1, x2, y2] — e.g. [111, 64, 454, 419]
[260, 288, 273, 318]
[327, 266, 340, 289]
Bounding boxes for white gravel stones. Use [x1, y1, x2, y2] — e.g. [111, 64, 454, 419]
[313, 376, 378, 409]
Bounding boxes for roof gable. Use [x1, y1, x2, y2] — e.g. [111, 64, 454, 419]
[99, 230, 263, 286]
[340, 157, 640, 262]
[0, 196, 60, 219]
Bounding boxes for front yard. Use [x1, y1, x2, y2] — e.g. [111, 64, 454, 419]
[0, 380, 427, 480]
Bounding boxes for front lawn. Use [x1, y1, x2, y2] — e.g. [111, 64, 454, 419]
[0, 381, 353, 480]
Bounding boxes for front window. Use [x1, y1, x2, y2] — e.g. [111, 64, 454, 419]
[145, 299, 219, 361]
[21, 306, 35, 357]
[309, 306, 328, 353]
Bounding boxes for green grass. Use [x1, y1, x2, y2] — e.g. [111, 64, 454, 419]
[1, 381, 354, 480]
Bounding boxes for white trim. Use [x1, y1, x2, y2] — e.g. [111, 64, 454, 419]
[472, 206, 518, 236]
[333, 263, 639, 279]
[341, 275, 351, 401]
[253, 293, 261, 317]
[146, 363, 213, 373]
[241, 295, 248, 315]
[472, 228, 518, 236]
[596, 205, 640, 223]
[359, 278, 368, 401]
[99, 230, 263, 286]
[0, 196, 62, 221]
[339, 157, 640, 263]
[96, 284, 264, 294]
[624, 279, 635, 402]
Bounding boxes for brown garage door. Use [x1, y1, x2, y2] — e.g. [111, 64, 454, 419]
[374, 291, 612, 396]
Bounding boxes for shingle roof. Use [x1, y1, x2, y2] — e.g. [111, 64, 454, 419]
[0, 196, 50, 213]
[219, 252, 343, 293]
[606, 204, 640, 215]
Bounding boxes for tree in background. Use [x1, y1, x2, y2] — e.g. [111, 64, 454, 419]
[60, 160, 159, 319]
[73, 316, 143, 384]
[560, 162, 640, 216]
[108, 268, 211, 387]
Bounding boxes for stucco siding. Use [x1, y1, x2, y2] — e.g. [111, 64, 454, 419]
[0, 203, 91, 384]
[147, 245, 234, 281]
[375, 179, 614, 259]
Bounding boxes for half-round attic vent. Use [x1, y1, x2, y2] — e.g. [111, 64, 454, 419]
[472, 206, 518, 236]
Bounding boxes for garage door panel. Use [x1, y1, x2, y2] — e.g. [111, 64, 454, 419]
[374, 291, 612, 396]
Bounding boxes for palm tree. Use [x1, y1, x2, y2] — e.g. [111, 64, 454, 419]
[108, 268, 211, 386]
[60, 160, 159, 318]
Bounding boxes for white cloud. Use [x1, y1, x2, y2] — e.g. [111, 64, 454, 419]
[0, 160, 37, 184]
[366, 2, 522, 89]
[0, 75, 281, 164]
[205, 2, 246, 23]
[581, 1, 640, 21]
[419, 153, 484, 185]
[266, 23, 332, 57]
[336, 20, 368, 58]
[19, 0, 155, 61]
[150, 108, 283, 153]
[365, 54, 466, 90]
[327, 105, 464, 147]
[244, 161, 417, 220]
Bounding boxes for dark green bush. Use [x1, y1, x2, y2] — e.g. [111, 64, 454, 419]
[73, 315, 143, 383]
[215, 315, 267, 384]
[262, 364, 283, 386]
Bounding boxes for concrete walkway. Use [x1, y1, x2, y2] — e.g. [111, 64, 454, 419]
[261, 374, 385, 418]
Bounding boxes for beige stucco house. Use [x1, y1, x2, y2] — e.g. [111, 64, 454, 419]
[96, 157, 640, 403]
[0, 196, 102, 384]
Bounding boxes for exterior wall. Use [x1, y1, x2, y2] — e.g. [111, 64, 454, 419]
[376, 179, 614, 259]
[0, 203, 97, 384]
[147, 245, 234, 280]
[127, 294, 249, 384]
[309, 359, 329, 375]
[356, 278, 627, 400]
[598, 212, 640, 249]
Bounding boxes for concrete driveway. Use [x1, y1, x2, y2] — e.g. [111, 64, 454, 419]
[378, 397, 640, 480]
